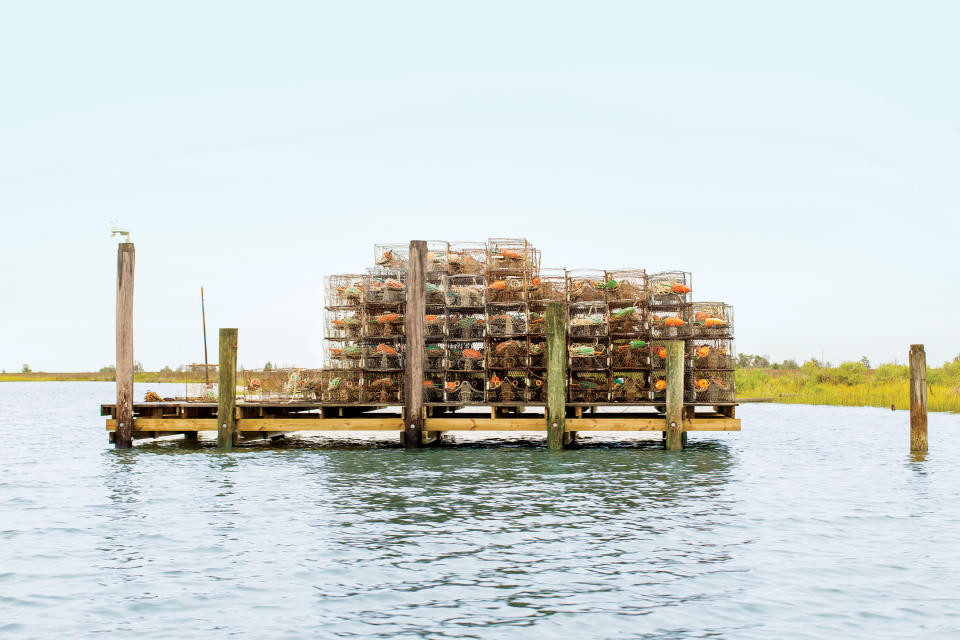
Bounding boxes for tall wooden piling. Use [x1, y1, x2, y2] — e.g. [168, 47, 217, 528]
[115, 243, 135, 449]
[403, 240, 426, 448]
[664, 340, 685, 450]
[909, 344, 928, 452]
[217, 328, 238, 449]
[546, 302, 566, 450]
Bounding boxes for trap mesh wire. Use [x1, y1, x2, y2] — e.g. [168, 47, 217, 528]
[605, 269, 647, 304]
[690, 338, 736, 370]
[324, 274, 366, 308]
[365, 269, 407, 304]
[528, 268, 566, 302]
[693, 370, 735, 403]
[444, 274, 485, 307]
[444, 372, 485, 404]
[486, 338, 529, 369]
[446, 312, 485, 339]
[648, 271, 692, 307]
[610, 337, 651, 369]
[566, 269, 607, 303]
[568, 303, 608, 338]
[691, 302, 734, 338]
[649, 306, 691, 339]
[567, 338, 609, 370]
[607, 305, 646, 336]
[447, 241, 487, 275]
[569, 371, 610, 403]
[486, 238, 539, 274]
[446, 341, 486, 372]
[610, 371, 648, 403]
[324, 308, 364, 340]
[324, 339, 364, 370]
[486, 303, 528, 336]
[363, 308, 405, 338]
[487, 370, 528, 403]
[362, 372, 403, 404]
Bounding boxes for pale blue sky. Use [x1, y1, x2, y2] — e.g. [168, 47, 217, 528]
[1, 1, 957, 371]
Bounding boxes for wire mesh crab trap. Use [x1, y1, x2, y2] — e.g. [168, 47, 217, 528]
[444, 274, 485, 308]
[324, 340, 364, 370]
[487, 370, 528, 403]
[324, 308, 365, 340]
[363, 308, 405, 338]
[486, 275, 528, 303]
[568, 303, 608, 338]
[322, 370, 363, 404]
[693, 370, 735, 403]
[607, 305, 645, 336]
[569, 371, 610, 403]
[486, 303, 528, 336]
[362, 339, 404, 370]
[423, 372, 445, 402]
[649, 307, 691, 339]
[446, 312, 485, 339]
[610, 338, 651, 369]
[526, 371, 547, 403]
[446, 341, 486, 372]
[691, 302, 734, 338]
[648, 271, 692, 307]
[444, 372, 485, 404]
[649, 372, 694, 403]
[425, 278, 445, 306]
[291, 369, 326, 401]
[486, 338, 528, 369]
[528, 340, 547, 368]
[365, 270, 407, 304]
[447, 241, 487, 275]
[604, 269, 647, 304]
[526, 305, 547, 335]
[325, 274, 366, 308]
[568, 339, 609, 370]
[424, 341, 446, 372]
[528, 268, 566, 302]
[691, 339, 736, 371]
[373, 243, 409, 271]
[241, 369, 268, 402]
[487, 238, 538, 274]
[566, 269, 607, 303]
[610, 371, 649, 404]
[424, 312, 446, 339]
[362, 373, 403, 404]
[425, 241, 450, 274]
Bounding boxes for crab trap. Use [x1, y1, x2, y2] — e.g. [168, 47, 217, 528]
[487, 238, 539, 274]
[568, 339, 609, 370]
[648, 271, 692, 307]
[444, 372, 486, 404]
[692, 302, 734, 338]
[569, 371, 610, 403]
[487, 370, 529, 403]
[610, 371, 649, 404]
[324, 308, 364, 339]
[446, 341, 486, 372]
[324, 340, 364, 370]
[528, 340, 547, 368]
[322, 370, 364, 404]
[446, 312, 485, 339]
[486, 275, 528, 303]
[424, 341, 446, 372]
[423, 372, 445, 402]
[362, 340, 404, 370]
[649, 307, 691, 339]
[486, 303, 528, 336]
[692, 370, 735, 403]
[424, 312, 446, 339]
[425, 278, 445, 305]
[373, 243, 409, 271]
[444, 274, 485, 307]
[649, 372, 694, 403]
[365, 270, 407, 304]
[607, 305, 645, 336]
[526, 305, 547, 335]
[568, 303, 608, 338]
[610, 338, 651, 369]
[649, 343, 686, 370]
[447, 241, 487, 275]
[566, 269, 607, 303]
[526, 371, 547, 402]
[691, 339, 736, 370]
[604, 269, 647, 304]
[486, 338, 528, 369]
[362, 373, 403, 404]
[363, 309, 405, 338]
[528, 268, 566, 302]
[325, 274, 366, 308]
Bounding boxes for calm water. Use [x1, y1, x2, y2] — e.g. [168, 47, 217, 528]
[1, 382, 958, 639]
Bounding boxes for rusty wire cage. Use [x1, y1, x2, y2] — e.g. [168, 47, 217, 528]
[649, 343, 682, 370]
[325, 274, 366, 308]
[324, 308, 365, 340]
[362, 372, 403, 404]
[487, 238, 538, 274]
[649, 307, 691, 339]
[486, 274, 528, 303]
[444, 274, 485, 308]
[566, 269, 607, 303]
[569, 371, 610, 403]
[568, 338, 609, 370]
[528, 268, 566, 302]
[363, 308, 405, 338]
[693, 370, 735, 403]
[486, 338, 528, 369]
[424, 241, 450, 274]
[692, 302, 734, 338]
[691, 338, 736, 370]
[486, 303, 527, 336]
[425, 277, 446, 306]
[527, 371, 547, 403]
[568, 303, 608, 338]
[487, 370, 528, 403]
[423, 372, 445, 402]
[424, 311, 446, 339]
[322, 370, 363, 404]
[324, 340, 364, 370]
[605, 269, 647, 304]
[365, 269, 407, 304]
[444, 372, 485, 404]
[526, 305, 547, 335]
[362, 339, 404, 370]
[447, 241, 487, 275]
[648, 271, 692, 307]
[241, 368, 268, 402]
[610, 338, 651, 369]
[528, 340, 547, 369]
[446, 312, 485, 339]
[446, 341, 486, 372]
[291, 369, 326, 401]
[373, 243, 409, 271]
[610, 371, 648, 404]
[607, 305, 645, 336]
[424, 342, 446, 372]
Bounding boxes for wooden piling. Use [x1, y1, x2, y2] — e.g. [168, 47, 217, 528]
[909, 344, 928, 452]
[115, 243, 135, 449]
[664, 340, 685, 450]
[546, 301, 566, 450]
[403, 240, 426, 448]
[217, 328, 238, 449]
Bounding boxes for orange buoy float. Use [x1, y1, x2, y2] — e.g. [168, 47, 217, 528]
[671, 282, 691, 294]
[664, 316, 685, 327]
[489, 280, 507, 291]
[376, 343, 398, 355]
[695, 345, 711, 359]
[704, 317, 725, 328]
[655, 379, 667, 391]
[377, 313, 400, 324]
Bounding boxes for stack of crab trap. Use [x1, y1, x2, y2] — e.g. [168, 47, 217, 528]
[688, 301, 736, 403]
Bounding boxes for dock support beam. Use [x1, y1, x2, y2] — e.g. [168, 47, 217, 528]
[217, 328, 238, 449]
[664, 340, 685, 450]
[546, 302, 566, 450]
[115, 242, 135, 449]
[910, 344, 927, 453]
[403, 240, 426, 449]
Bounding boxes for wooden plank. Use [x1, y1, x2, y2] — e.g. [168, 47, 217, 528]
[107, 418, 218, 431]
[403, 240, 427, 448]
[567, 418, 664, 431]
[545, 301, 566, 449]
[910, 344, 928, 452]
[115, 242, 135, 448]
[217, 328, 238, 448]
[686, 418, 741, 431]
[238, 418, 403, 431]
[424, 417, 545, 431]
[664, 339, 685, 450]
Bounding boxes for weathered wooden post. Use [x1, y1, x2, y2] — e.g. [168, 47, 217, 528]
[115, 242, 135, 449]
[217, 328, 238, 449]
[664, 340, 685, 450]
[546, 301, 566, 450]
[403, 240, 426, 448]
[909, 344, 928, 452]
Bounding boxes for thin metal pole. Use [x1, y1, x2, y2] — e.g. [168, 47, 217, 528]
[201, 286, 210, 386]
